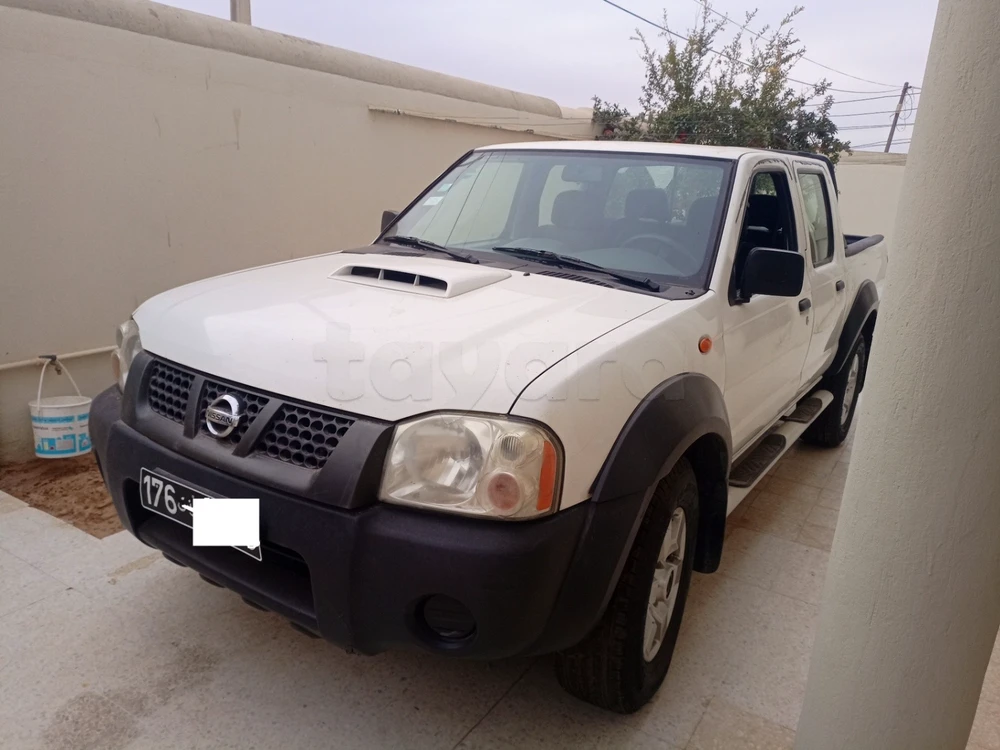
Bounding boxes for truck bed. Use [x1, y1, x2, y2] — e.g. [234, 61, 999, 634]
[845, 234, 885, 257]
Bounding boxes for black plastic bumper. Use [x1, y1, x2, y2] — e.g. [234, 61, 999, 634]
[90, 387, 642, 659]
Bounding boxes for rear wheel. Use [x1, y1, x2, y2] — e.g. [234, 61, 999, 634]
[554, 459, 699, 713]
[803, 337, 867, 448]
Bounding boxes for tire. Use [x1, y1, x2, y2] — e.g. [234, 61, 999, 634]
[554, 458, 699, 714]
[803, 336, 867, 448]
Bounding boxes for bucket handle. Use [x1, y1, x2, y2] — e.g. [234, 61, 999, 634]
[37, 355, 84, 405]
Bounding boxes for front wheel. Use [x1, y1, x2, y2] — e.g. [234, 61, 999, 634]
[803, 337, 867, 448]
[554, 459, 699, 713]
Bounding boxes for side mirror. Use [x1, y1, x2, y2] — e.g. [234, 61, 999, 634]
[742, 247, 804, 298]
[381, 210, 399, 233]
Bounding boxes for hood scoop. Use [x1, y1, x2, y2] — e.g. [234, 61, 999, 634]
[330, 259, 511, 298]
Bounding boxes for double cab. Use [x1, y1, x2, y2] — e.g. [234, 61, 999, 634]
[92, 141, 887, 712]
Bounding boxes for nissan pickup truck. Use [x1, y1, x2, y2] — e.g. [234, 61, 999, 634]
[91, 141, 887, 713]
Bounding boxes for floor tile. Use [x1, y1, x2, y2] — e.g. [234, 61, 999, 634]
[458, 661, 629, 750]
[0, 506, 65, 538]
[0, 489, 27, 514]
[131, 636, 528, 750]
[823, 463, 851, 492]
[771, 543, 829, 605]
[762, 477, 821, 504]
[40, 691, 139, 750]
[796, 523, 836, 552]
[784, 445, 843, 475]
[0, 508, 101, 566]
[625, 650, 719, 748]
[736, 492, 812, 541]
[0, 589, 132, 748]
[816, 488, 844, 510]
[805, 505, 839, 530]
[769, 457, 834, 489]
[682, 575, 819, 730]
[726, 500, 750, 532]
[0, 546, 67, 618]
[687, 698, 795, 750]
[591, 726, 681, 750]
[38, 530, 157, 595]
[716, 527, 792, 591]
[750, 492, 814, 519]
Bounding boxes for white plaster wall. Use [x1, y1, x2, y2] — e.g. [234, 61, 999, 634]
[837, 163, 906, 241]
[0, 0, 593, 461]
[795, 0, 1000, 746]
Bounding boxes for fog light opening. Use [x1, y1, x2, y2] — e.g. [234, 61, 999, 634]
[418, 594, 477, 643]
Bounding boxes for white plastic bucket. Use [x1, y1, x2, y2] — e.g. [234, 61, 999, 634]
[28, 359, 92, 459]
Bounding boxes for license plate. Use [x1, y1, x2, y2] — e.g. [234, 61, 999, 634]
[139, 468, 262, 561]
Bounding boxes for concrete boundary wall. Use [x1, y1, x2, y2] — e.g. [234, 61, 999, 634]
[0, 0, 594, 461]
[0, 0, 564, 117]
[836, 151, 907, 242]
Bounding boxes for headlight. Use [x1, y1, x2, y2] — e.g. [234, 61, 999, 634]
[379, 414, 562, 520]
[110, 319, 143, 391]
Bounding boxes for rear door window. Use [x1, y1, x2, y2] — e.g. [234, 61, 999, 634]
[798, 172, 834, 265]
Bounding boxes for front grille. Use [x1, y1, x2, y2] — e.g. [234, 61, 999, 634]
[197, 380, 269, 446]
[147, 362, 194, 423]
[258, 404, 354, 469]
[143, 359, 355, 470]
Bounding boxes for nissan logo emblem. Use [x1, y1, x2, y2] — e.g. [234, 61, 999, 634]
[205, 394, 245, 438]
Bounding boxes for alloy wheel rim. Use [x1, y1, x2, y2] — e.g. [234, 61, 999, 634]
[643, 507, 686, 662]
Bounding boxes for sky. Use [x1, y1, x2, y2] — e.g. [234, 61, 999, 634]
[161, 0, 939, 152]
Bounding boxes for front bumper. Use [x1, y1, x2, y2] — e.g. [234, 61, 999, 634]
[91, 386, 641, 659]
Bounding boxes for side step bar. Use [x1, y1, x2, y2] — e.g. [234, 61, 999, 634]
[726, 390, 834, 515]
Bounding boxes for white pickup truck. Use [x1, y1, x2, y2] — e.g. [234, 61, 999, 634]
[91, 141, 887, 713]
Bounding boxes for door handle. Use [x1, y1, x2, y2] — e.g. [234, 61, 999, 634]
[836, 280, 846, 292]
[799, 298, 812, 313]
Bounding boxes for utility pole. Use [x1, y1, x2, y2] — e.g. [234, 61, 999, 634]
[230, 0, 251, 24]
[885, 81, 911, 152]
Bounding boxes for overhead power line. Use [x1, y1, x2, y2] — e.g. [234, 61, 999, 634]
[807, 91, 921, 107]
[852, 139, 911, 149]
[839, 122, 910, 131]
[602, 0, 904, 95]
[688, 0, 901, 89]
[829, 109, 916, 118]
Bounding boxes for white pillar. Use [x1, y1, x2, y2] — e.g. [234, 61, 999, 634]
[794, 1, 1000, 749]
[230, 0, 251, 25]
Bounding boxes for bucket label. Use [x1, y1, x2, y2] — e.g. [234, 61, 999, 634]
[36, 434, 77, 455]
[31, 415, 76, 424]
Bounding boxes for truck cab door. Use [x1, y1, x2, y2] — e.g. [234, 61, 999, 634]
[722, 168, 813, 453]
[795, 167, 848, 385]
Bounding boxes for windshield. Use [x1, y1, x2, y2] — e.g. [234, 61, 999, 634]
[384, 149, 733, 287]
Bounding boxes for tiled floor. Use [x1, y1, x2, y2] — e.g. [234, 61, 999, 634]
[1, 432, 999, 749]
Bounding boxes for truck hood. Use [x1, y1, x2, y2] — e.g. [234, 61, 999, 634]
[133, 252, 666, 420]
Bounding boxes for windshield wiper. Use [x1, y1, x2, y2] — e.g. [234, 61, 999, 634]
[492, 247, 661, 292]
[382, 235, 479, 264]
